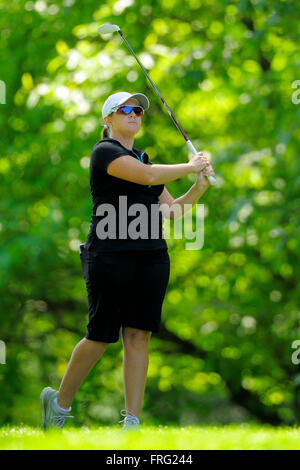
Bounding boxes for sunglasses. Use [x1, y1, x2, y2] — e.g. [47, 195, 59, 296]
[113, 105, 144, 117]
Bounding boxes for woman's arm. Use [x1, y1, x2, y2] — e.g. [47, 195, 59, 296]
[149, 163, 191, 185]
[150, 151, 215, 185]
[107, 150, 213, 186]
[159, 178, 209, 221]
[107, 157, 191, 186]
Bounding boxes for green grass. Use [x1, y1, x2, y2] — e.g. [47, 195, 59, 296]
[1, 424, 300, 450]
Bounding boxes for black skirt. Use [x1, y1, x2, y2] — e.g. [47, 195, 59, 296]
[80, 247, 170, 343]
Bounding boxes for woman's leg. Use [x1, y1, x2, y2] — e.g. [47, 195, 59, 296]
[57, 337, 109, 409]
[121, 326, 152, 417]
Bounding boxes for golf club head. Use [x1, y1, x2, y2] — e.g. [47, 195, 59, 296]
[98, 23, 120, 34]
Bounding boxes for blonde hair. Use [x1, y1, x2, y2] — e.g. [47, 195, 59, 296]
[101, 125, 110, 139]
[101, 112, 113, 139]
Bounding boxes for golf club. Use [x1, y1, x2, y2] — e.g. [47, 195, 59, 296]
[98, 23, 216, 185]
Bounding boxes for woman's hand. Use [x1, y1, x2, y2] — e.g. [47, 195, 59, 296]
[188, 152, 211, 173]
[195, 171, 210, 189]
[189, 152, 215, 188]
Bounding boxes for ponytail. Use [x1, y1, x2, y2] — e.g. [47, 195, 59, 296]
[101, 125, 110, 139]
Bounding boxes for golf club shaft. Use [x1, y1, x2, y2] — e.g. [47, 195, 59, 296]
[118, 29, 216, 185]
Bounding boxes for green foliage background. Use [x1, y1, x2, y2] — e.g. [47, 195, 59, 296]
[0, 0, 299, 427]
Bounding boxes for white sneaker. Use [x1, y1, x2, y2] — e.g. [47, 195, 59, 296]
[118, 409, 140, 431]
[40, 387, 73, 430]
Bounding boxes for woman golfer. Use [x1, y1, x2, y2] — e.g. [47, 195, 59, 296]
[41, 91, 215, 430]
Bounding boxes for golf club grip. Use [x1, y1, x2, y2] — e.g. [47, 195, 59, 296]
[186, 140, 216, 185]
